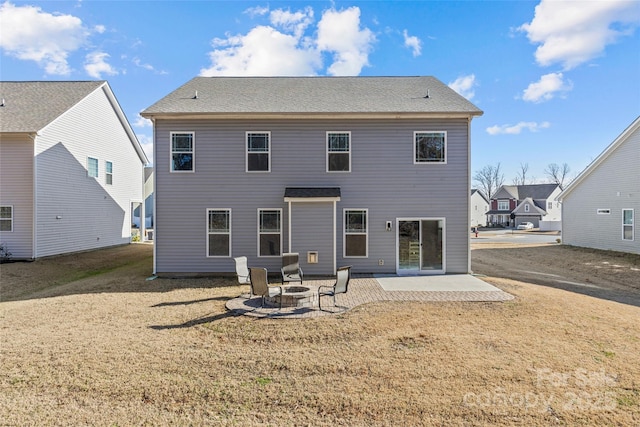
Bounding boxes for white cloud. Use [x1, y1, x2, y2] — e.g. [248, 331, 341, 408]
[270, 7, 314, 38]
[316, 7, 376, 76]
[486, 121, 551, 135]
[132, 57, 167, 75]
[244, 5, 269, 18]
[449, 74, 477, 100]
[136, 133, 154, 165]
[133, 113, 152, 128]
[201, 6, 375, 77]
[0, 1, 88, 75]
[84, 51, 118, 79]
[522, 72, 573, 103]
[403, 30, 422, 57]
[519, 0, 640, 70]
[94, 24, 106, 34]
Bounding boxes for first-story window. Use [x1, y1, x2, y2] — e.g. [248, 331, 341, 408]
[105, 161, 113, 185]
[623, 209, 634, 241]
[246, 132, 270, 172]
[414, 131, 446, 164]
[171, 132, 194, 172]
[327, 131, 351, 172]
[87, 157, 98, 178]
[207, 209, 231, 257]
[0, 206, 13, 232]
[258, 209, 282, 257]
[344, 209, 367, 257]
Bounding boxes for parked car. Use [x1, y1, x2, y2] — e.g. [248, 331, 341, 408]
[517, 222, 534, 230]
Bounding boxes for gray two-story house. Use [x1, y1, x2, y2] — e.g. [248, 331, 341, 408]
[142, 76, 482, 276]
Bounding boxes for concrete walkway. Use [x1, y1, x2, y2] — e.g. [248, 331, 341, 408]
[225, 274, 514, 319]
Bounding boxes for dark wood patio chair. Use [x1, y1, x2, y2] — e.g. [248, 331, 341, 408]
[249, 267, 283, 309]
[281, 252, 303, 285]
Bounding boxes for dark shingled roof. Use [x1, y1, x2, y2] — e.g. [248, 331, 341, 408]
[142, 76, 483, 117]
[0, 81, 105, 133]
[284, 187, 341, 199]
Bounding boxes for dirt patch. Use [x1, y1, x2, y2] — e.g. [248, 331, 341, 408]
[1, 243, 639, 426]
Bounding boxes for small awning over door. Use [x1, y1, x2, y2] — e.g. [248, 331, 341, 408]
[284, 187, 341, 202]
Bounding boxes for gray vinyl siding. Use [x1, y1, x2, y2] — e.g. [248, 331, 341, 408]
[0, 135, 34, 258]
[33, 86, 144, 257]
[562, 127, 640, 254]
[154, 118, 470, 274]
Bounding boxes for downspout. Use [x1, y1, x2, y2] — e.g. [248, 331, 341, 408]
[288, 200, 292, 253]
[29, 132, 38, 259]
[151, 118, 157, 275]
[333, 200, 337, 274]
[467, 117, 472, 274]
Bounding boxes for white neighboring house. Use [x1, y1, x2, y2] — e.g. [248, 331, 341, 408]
[557, 116, 639, 254]
[0, 81, 149, 259]
[470, 189, 488, 227]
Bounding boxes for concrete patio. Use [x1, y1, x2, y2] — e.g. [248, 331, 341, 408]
[225, 274, 514, 319]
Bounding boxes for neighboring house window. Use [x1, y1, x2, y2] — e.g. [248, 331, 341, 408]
[414, 131, 446, 163]
[207, 209, 231, 257]
[623, 209, 634, 241]
[0, 206, 13, 232]
[246, 132, 270, 172]
[87, 157, 98, 178]
[498, 201, 509, 211]
[548, 202, 552, 210]
[105, 161, 113, 185]
[597, 209, 611, 215]
[327, 132, 351, 172]
[258, 209, 282, 257]
[344, 209, 367, 257]
[171, 132, 194, 172]
[525, 204, 530, 212]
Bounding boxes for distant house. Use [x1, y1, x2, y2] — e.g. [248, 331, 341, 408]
[486, 184, 561, 228]
[557, 116, 639, 254]
[142, 76, 483, 276]
[0, 81, 148, 259]
[470, 189, 489, 227]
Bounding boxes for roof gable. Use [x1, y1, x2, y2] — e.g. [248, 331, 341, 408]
[558, 116, 640, 200]
[0, 81, 104, 133]
[141, 76, 483, 118]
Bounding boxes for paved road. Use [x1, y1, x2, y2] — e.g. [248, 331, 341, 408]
[471, 228, 561, 245]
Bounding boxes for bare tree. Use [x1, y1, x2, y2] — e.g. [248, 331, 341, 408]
[545, 163, 571, 190]
[473, 163, 505, 200]
[512, 162, 529, 185]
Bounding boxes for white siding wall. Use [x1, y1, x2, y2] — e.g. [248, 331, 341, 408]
[470, 192, 488, 227]
[154, 118, 471, 274]
[562, 128, 640, 254]
[0, 135, 34, 258]
[33, 86, 144, 257]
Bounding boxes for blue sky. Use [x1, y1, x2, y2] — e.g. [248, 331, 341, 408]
[1, 0, 639, 185]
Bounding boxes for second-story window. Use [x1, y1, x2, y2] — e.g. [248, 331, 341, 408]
[87, 157, 98, 178]
[498, 201, 509, 210]
[327, 132, 351, 172]
[105, 161, 113, 185]
[246, 132, 270, 172]
[171, 132, 194, 172]
[414, 131, 446, 164]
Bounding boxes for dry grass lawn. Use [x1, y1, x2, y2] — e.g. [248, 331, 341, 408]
[1, 243, 639, 426]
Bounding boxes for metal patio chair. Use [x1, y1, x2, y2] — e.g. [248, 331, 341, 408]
[281, 252, 303, 285]
[249, 267, 283, 309]
[318, 265, 352, 311]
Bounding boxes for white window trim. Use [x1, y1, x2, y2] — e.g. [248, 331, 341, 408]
[87, 157, 99, 178]
[524, 204, 530, 212]
[343, 208, 368, 258]
[326, 131, 351, 173]
[170, 131, 195, 173]
[0, 205, 13, 232]
[498, 200, 509, 211]
[413, 131, 447, 164]
[206, 208, 232, 257]
[105, 160, 113, 185]
[257, 208, 283, 258]
[622, 209, 634, 241]
[246, 131, 271, 173]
